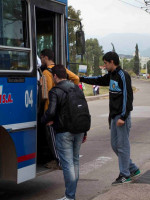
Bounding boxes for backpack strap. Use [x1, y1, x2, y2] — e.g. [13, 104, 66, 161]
[46, 68, 53, 74]
[38, 67, 52, 77]
[38, 67, 43, 77]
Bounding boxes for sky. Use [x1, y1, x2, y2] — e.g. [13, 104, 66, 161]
[68, 0, 150, 39]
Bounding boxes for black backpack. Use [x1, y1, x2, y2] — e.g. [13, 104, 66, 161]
[56, 82, 91, 134]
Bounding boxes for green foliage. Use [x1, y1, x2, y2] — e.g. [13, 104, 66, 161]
[122, 58, 134, 72]
[147, 60, 150, 74]
[85, 38, 104, 76]
[68, 6, 81, 45]
[68, 6, 82, 73]
[83, 84, 109, 96]
[111, 43, 116, 52]
[133, 44, 140, 75]
[128, 71, 137, 77]
[83, 84, 93, 96]
[93, 56, 101, 76]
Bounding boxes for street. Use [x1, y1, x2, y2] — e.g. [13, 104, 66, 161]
[0, 78, 150, 200]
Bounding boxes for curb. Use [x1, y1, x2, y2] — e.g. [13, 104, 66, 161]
[85, 85, 138, 102]
[85, 94, 109, 102]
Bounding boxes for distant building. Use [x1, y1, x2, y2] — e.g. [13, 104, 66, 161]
[119, 54, 133, 60]
[140, 56, 150, 68]
[140, 56, 150, 75]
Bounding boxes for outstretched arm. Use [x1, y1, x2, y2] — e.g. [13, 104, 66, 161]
[80, 73, 110, 86]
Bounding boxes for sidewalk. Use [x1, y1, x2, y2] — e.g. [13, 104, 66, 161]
[92, 160, 150, 200]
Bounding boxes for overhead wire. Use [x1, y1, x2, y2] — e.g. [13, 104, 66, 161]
[134, 0, 145, 5]
[118, 0, 142, 8]
[118, 0, 150, 13]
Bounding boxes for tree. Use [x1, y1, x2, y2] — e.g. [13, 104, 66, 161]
[147, 60, 150, 74]
[111, 43, 116, 52]
[68, 6, 82, 74]
[133, 44, 140, 75]
[122, 58, 134, 72]
[85, 38, 104, 76]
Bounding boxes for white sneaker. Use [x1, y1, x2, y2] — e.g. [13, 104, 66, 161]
[56, 196, 74, 200]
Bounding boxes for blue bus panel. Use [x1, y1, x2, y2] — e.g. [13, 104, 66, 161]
[10, 129, 36, 169]
[0, 77, 37, 125]
[56, 0, 67, 4]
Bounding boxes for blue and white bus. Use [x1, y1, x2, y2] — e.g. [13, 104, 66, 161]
[0, 0, 84, 184]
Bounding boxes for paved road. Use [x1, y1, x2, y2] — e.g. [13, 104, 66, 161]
[0, 78, 150, 200]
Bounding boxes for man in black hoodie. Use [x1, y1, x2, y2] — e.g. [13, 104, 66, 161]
[80, 51, 140, 185]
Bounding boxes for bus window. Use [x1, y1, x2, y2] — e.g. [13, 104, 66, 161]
[36, 7, 64, 65]
[0, 50, 30, 70]
[0, 0, 31, 72]
[36, 8, 55, 57]
[0, 0, 29, 47]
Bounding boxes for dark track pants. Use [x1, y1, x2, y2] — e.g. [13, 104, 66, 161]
[46, 125, 60, 165]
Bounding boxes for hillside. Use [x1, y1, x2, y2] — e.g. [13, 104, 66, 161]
[98, 33, 150, 57]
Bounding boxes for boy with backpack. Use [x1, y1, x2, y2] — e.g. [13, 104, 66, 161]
[39, 49, 80, 169]
[41, 65, 91, 200]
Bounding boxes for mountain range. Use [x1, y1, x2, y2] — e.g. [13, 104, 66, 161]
[98, 33, 150, 57]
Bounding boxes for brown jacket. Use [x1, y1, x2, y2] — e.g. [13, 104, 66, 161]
[43, 65, 79, 111]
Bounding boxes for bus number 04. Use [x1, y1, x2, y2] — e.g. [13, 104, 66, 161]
[25, 90, 33, 108]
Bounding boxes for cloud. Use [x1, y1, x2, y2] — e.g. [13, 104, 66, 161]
[68, 0, 150, 38]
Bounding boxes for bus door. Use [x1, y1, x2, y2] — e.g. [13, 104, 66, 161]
[30, 0, 66, 173]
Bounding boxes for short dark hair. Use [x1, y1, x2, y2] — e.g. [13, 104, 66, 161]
[40, 49, 54, 62]
[51, 65, 67, 79]
[103, 51, 120, 66]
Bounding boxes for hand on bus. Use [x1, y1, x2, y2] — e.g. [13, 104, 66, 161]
[46, 121, 54, 126]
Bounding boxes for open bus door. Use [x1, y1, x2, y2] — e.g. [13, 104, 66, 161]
[30, 0, 66, 175]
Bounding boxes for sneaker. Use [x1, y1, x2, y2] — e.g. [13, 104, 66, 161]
[112, 175, 131, 185]
[56, 196, 74, 200]
[130, 169, 141, 179]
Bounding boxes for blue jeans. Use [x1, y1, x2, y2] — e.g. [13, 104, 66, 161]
[55, 132, 84, 200]
[111, 114, 138, 177]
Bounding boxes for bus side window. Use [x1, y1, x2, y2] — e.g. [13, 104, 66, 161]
[0, 0, 30, 72]
[0, 52, 11, 70]
[0, 0, 28, 48]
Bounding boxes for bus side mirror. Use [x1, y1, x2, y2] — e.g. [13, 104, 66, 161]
[76, 30, 85, 55]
